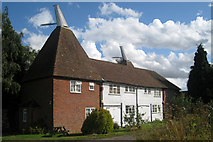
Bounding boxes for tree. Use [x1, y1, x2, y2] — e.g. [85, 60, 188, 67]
[2, 6, 38, 132]
[2, 6, 37, 97]
[187, 44, 213, 103]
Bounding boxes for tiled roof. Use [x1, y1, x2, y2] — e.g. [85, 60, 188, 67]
[23, 26, 180, 90]
[23, 26, 102, 82]
[91, 59, 170, 89]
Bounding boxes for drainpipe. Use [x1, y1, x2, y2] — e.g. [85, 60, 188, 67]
[150, 104, 152, 122]
[121, 103, 123, 127]
[99, 83, 103, 108]
[136, 87, 138, 119]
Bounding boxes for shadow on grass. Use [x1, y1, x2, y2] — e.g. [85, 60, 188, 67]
[42, 133, 83, 138]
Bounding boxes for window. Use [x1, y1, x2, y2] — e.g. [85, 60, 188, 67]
[23, 108, 27, 123]
[154, 89, 161, 97]
[125, 86, 135, 93]
[89, 82, 94, 91]
[70, 80, 82, 93]
[144, 88, 151, 94]
[109, 84, 120, 94]
[126, 105, 135, 114]
[152, 105, 161, 113]
[85, 108, 95, 118]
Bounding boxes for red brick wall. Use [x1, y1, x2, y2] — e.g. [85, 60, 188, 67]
[53, 78, 100, 133]
[19, 78, 53, 130]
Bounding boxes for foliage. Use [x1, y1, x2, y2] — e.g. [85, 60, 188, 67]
[138, 95, 211, 140]
[187, 44, 213, 103]
[113, 122, 120, 129]
[124, 111, 144, 128]
[2, 6, 38, 96]
[22, 119, 48, 134]
[81, 108, 113, 135]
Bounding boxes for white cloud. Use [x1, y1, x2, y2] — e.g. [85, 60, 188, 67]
[208, 3, 213, 7]
[22, 28, 48, 50]
[72, 3, 211, 90]
[166, 78, 188, 91]
[81, 40, 102, 60]
[29, 8, 54, 28]
[99, 3, 142, 18]
[76, 16, 211, 53]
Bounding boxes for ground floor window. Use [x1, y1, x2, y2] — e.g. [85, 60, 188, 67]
[85, 107, 95, 118]
[23, 108, 27, 123]
[152, 105, 161, 113]
[126, 105, 135, 114]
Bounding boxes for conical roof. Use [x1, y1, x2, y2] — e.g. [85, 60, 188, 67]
[23, 26, 102, 82]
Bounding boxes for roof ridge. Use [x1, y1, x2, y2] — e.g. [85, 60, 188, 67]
[90, 58, 155, 72]
[52, 27, 62, 75]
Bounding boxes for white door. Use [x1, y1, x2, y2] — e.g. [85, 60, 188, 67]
[139, 106, 150, 122]
[105, 106, 121, 126]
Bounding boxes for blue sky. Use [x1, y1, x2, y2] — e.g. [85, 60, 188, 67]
[2, 2, 212, 90]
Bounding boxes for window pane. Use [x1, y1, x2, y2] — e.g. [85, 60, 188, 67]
[23, 109, 27, 123]
[109, 85, 113, 93]
[117, 86, 120, 94]
[125, 86, 128, 92]
[76, 85, 81, 92]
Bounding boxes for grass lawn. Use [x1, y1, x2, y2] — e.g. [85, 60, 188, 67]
[2, 128, 142, 140]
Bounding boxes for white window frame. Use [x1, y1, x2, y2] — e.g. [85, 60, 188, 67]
[70, 80, 82, 93]
[144, 88, 151, 94]
[89, 82, 95, 91]
[125, 86, 135, 93]
[23, 108, 27, 123]
[154, 89, 161, 97]
[152, 104, 161, 113]
[109, 84, 120, 95]
[85, 107, 95, 118]
[126, 105, 135, 114]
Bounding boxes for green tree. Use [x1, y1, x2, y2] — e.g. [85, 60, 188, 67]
[2, 6, 37, 132]
[187, 44, 213, 103]
[2, 6, 37, 96]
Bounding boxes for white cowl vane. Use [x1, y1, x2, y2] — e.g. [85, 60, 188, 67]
[54, 5, 68, 27]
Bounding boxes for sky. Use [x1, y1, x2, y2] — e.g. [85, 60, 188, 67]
[2, 2, 212, 90]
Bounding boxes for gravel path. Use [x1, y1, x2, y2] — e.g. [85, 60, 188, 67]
[98, 133, 139, 140]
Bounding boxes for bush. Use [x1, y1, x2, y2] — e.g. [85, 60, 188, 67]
[22, 119, 47, 134]
[81, 108, 113, 135]
[124, 111, 144, 128]
[113, 122, 120, 129]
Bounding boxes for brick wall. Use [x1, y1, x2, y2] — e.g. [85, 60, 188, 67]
[53, 78, 100, 133]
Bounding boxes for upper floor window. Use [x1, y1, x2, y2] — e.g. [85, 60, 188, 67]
[70, 80, 82, 93]
[152, 104, 161, 113]
[89, 82, 94, 91]
[126, 105, 135, 114]
[154, 89, 161, 97]
[144, 88, 151, 94]
[125, 86, 135, 93]
[109, 84, 120, 94]
[85, 107, 95, 118]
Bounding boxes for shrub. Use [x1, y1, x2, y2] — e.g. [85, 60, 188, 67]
[81, 108, 113, 135]
[113, 122, 120, 129]
[124, 111, 144, 128]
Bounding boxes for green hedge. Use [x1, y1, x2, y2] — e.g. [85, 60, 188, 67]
[81, 108, 113, 135]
